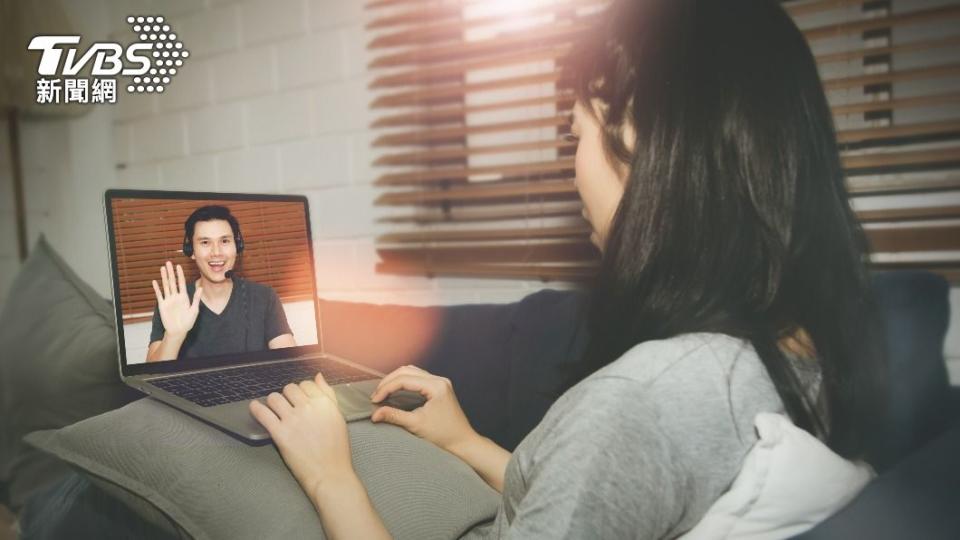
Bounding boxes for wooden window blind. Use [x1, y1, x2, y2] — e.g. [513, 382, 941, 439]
[111, 199, 315, 322]
[366, 0, 960, 283]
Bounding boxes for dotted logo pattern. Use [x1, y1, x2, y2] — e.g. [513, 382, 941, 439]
[125, 15, 189, 94]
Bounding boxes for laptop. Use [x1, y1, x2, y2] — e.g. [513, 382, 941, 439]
[103, 189, 423, 443]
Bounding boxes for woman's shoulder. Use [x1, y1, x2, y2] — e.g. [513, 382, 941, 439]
[590, 332, 768, 389]
[549, 333, 785, 446]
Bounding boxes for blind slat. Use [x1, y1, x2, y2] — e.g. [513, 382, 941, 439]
[837, 119, 960, 144]
[832, 91, 960, 116]
[378, 225, 590, 243]
[375, 158, 575, 186]
[857, 205, 960, 223]
[868, 224, 960, 252]
[371, 94, 573, 128]
[376, 139, 576, 167]
[378, 202, 584, 223]
[376, 260, 598, 281]
[378, 241, 598, 263]
[846, 175, 960, 195]
[376, 180, 578, 206]
[841, 147, 960, 171]
[372, 115, 567, 147]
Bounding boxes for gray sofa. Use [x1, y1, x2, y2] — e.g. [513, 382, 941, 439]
[1, 238, 958, 537]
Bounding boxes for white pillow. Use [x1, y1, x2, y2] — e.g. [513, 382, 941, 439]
[682, 413, 874, 540]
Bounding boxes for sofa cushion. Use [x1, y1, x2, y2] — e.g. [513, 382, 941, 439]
[0, 236, 136, 509]
[682, 413, 874, 539]
[24, 397, 500, 540]
[797, 419, 960, 539]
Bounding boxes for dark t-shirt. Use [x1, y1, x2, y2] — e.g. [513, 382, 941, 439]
[149, 277, 293, 359]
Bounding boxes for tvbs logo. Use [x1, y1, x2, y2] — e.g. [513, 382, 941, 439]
[29, 36, 153, 76]
[29, 16, 189, 105]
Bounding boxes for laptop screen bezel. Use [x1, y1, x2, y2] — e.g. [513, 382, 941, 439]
[104, 189, 324, 378]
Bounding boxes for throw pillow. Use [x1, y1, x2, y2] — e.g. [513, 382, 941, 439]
[25, 397, 500, 540]
[0, 236, 135, 509]
[682, 413, 874, 539]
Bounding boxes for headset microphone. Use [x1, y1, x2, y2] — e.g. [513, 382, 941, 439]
[224, 248, 243, 280]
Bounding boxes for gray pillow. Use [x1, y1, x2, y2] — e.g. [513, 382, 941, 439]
[0, 236, 133, 509]
[25, 398, 500, 540]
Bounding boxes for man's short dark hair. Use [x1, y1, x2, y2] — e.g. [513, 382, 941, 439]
[182, 205, 243, 256]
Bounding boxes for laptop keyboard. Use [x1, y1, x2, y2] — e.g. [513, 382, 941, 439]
[150, 358, 377, 407]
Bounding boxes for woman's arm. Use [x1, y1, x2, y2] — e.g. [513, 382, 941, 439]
[310, 471, 390, 540]
[249, 375, 391, 540]
[446, 432, 512, 493]
[370, 366, 512, 492]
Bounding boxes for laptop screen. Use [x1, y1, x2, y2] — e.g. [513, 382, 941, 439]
[104, 190, 321, 376]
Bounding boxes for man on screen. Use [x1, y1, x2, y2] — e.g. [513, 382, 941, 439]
[146, 205, 297, 362]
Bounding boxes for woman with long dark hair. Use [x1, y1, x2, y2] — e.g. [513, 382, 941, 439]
[249, 0, 885, 537]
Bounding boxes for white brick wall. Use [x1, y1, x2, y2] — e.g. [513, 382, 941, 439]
[215, 146, 280, 192]
[130, 114, 187, 161]
[245, 90, 313, 145]
[186, 102, 245, 154]
[210, 47, 276, 101]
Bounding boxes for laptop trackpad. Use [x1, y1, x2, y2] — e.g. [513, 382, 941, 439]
[335, 383, 379, 422]
[334, 383, 426, 422]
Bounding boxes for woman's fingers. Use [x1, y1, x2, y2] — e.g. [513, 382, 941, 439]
[313, 372, 337, 402]
[249, 399, 281, 431]
[160, 263, 171, 298]
[371, 406, 416, 429]
[373, 365, 430, 399]
[282, 383, 309, 407]
[371, 374, 435, 403]
[266, 392, 293, 419]
[299, 379, 324, 399]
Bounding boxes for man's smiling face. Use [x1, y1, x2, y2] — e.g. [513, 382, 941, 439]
[190, 219, 237, 283]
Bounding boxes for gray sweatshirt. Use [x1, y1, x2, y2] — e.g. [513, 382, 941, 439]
[464, 332, 821, 539]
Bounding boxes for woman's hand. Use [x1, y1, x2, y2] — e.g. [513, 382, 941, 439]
[249, 373, 354, 497]
[151, 261, 202, 338]
[370, 366, 478, 455]
[250, 374, 391, 539]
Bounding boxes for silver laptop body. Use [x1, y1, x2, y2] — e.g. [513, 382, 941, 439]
[103, 189, 419, 443]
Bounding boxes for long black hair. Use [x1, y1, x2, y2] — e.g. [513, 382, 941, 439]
[562, 0, 886, 461]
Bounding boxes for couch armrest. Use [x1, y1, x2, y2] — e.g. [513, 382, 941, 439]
[799, 419, 960, 539]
